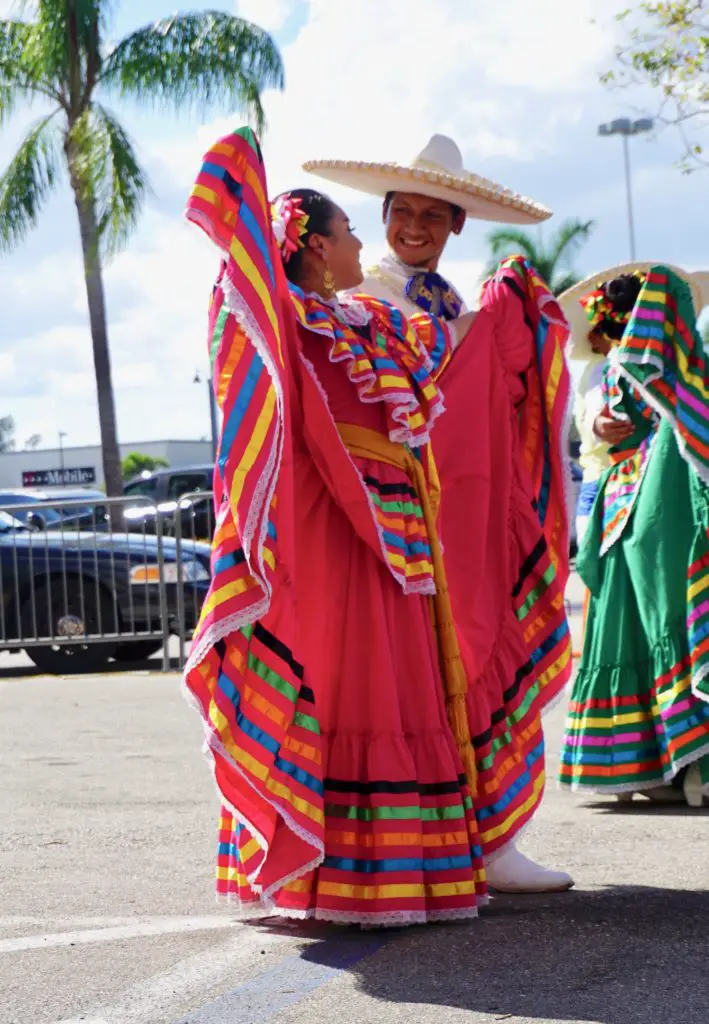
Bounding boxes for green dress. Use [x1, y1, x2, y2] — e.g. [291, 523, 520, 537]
[559, 268, 709, 792]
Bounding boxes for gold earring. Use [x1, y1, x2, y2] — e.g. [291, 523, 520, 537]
[323, 266, 336, 296]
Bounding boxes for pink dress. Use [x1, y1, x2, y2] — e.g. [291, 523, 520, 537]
[435, 275, 572, 855]
[184, 127, 571, 926]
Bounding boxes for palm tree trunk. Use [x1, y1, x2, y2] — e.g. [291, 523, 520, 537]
[68, 175, 123, 501]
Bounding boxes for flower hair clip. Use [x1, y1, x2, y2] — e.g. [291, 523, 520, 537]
[580, 271, 646, 331]
[271, 193, 309, 263]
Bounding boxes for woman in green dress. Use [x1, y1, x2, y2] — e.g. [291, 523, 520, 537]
[559, 261, 709, 806]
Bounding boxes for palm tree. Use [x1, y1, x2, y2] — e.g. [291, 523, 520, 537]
[484, 219, 595, 296]
[0, 1, 283, 498]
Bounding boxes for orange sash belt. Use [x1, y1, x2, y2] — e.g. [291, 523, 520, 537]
[337, 422, 477, 795]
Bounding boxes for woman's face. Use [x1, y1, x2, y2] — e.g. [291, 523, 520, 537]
[320, 206, 363, 291]
[589, 327, 613, 356]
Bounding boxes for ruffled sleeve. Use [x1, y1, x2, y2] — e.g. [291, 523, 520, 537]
[618, 265, 709, 485]
[479, 256, 572, 585]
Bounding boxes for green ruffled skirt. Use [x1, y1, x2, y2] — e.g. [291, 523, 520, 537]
[560, 422, 709, 791]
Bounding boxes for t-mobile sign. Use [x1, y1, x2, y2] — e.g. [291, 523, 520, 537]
[22, 467, 97, 487]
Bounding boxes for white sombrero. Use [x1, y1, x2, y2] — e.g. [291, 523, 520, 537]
[303, 134, 552, 226]
[559, 261, 709, 361]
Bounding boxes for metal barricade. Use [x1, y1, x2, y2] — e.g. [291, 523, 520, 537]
[0, 493, 211, 675]
[173, 491, 215, 670]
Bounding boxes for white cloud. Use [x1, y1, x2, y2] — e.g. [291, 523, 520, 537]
[154, 0, 625, 202]
[235, 0, 297, 33]
[3, 0, 699, 454]
[247, 0, 623, 186]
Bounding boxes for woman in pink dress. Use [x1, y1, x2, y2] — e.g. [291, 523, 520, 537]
[184, 127, 572, 925]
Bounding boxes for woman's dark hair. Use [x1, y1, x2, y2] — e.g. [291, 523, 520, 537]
[596, 273, 644, 340]
[276, 188, 338, 285]
[383, 190, 464, 222]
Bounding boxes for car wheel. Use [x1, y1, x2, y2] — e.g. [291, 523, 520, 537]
[112, 639, 163, 663]
[22, 580, 118, 675]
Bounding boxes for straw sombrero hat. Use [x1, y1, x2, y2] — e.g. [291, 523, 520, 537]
[559, 261, 709, 361]
[303, 134, 552, 226]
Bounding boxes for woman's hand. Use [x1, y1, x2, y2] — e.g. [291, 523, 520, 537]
[593, 407, 635, 445]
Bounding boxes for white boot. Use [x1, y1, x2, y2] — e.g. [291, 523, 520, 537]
[486, 843, 574, 894]
[683, 762, 706, 808]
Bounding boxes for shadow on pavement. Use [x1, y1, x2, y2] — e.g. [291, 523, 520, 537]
[296, 885, 709, 1024]
[587, 799, 709, 818]
[0, 657, 174, 679]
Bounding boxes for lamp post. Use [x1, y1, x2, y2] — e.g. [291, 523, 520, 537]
[58, 430, 67, 479]
[597, 117, 654, 262]
[194, 370, 219, 461]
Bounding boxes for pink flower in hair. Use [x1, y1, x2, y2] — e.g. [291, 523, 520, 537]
[271, 194, 309, 263]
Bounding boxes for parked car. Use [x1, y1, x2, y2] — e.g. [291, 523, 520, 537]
[0, 487, 109, 531]
[0, 511, 210, 674]
[123, 464, 214, 540]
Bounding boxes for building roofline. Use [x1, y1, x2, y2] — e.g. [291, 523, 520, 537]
[0, 438, 211, 455]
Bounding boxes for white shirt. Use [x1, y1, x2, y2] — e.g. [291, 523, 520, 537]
[353, 250, 469, 317]
[574, 357, 610, 484]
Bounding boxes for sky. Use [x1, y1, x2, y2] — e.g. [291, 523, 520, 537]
[0, 0, 707, 451]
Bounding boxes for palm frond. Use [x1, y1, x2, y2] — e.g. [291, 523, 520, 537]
[0, 110, 62, 250]
[23, 0, 109, 95]
[485, 227, 542, 266]
[551, 271, 583, 297]
[67, 103, 148, 258]
[0, 18, 61, 121]
[483, 228, 543, 280]
[548, 219, 595, 268]
[101, 12, 284, 131]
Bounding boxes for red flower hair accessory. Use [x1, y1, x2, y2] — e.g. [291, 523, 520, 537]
[271, 193, 309, 263]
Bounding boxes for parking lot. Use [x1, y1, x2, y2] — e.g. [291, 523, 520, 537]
[2, 578, 709, 1024]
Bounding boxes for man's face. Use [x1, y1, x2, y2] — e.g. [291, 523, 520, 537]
[384, 192, 463, 270]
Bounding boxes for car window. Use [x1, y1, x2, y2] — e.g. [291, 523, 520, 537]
[0, 510, 25, 531]
[167, 473, 210, 499]
[125, 478, 158, 498]
[58, 505, 104, 518]
[0, 495, 62, 524]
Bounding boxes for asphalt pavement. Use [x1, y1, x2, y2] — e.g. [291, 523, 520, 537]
[2, 575, 708, 1024]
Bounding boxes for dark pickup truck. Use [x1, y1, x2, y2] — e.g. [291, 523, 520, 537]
[0, 510, 210, 673]
[123, 464, 215, 541]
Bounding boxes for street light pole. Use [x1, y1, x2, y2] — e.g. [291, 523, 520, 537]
[58, 430, 67, 478]
[598, 117, 654, 262]
[207, 377, 219, 462]
[621, 133, 636, 261]
[194, 371, 219, 461]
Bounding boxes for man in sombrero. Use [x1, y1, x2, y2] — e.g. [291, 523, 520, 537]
[305, 137, 576, 893]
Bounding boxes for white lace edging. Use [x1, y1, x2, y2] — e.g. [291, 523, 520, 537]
[540, 678, 573, 720]
[221, 274, 285, 587]
[313, 291, 372, 326]
[184, 276, 288, 675]
[558, 736, 709, 794]
[185, 594, 270, 674]
[182, 682, 326, 899]
[213, 899, 485, 927]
